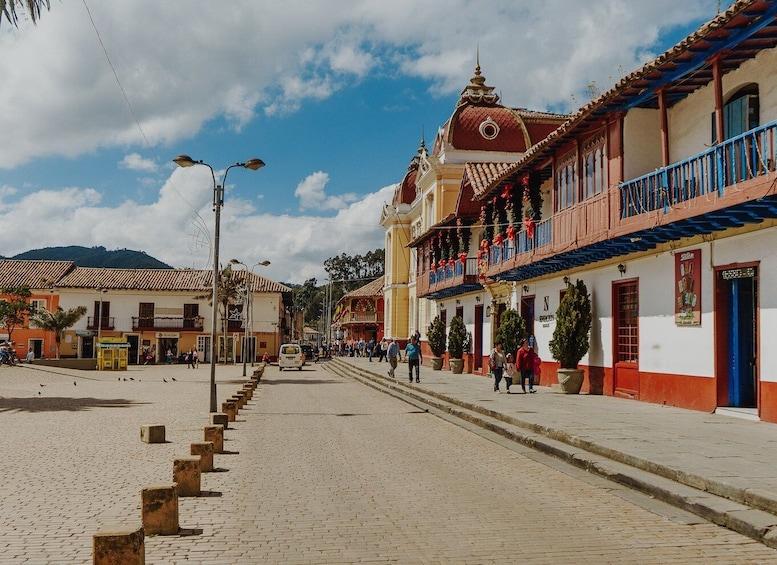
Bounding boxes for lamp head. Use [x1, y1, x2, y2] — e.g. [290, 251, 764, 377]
[243, 158, 266, 171]
[258, 260, 271, 267]
[229, 259, 243, 265]
[173, 154, 197, 168]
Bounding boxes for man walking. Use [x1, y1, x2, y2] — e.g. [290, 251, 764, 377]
[386, 337, 399, 378]
[490, 341, 506, 393]
[405, 335, 422, 383]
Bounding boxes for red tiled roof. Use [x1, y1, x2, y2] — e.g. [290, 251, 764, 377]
[344, 276, 384, 298]
[0, 260, 75, 288]
[54, 267, 292, 293]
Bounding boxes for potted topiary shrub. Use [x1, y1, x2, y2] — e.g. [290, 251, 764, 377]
[427, 316, 447, 370]
[548, 278, 592, 394]
[447, 315, 467, 374]
[494, 308, 526, 358]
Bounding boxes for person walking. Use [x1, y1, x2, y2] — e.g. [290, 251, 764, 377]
[517, 338, 537, 393]
[386, 337, 399, 378]
[405, 335, 422, 383]
[489, 341, 506, 393]
[504, 352, 517, 394]
[192, 348, 199, 368]
[368, 338, 375, 362]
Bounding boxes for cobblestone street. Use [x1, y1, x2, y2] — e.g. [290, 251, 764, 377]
[1, 361, 775, 563]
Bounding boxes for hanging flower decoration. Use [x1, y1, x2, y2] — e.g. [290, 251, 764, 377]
[493, 233, 504, 246]
[458, 251, 467, 263]
[506, 224, 516, 240]
[520, 174, 530, 200]
[524, 216, 535, 239]
[501, 183, 512, 201]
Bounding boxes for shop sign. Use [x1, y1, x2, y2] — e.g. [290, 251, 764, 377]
[155, 332, 180, 338]
[675, 249, 701, 326]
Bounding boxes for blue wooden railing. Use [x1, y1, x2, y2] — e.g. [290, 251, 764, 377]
[619, 120, 777, 219]
[488, 218, 553, 266]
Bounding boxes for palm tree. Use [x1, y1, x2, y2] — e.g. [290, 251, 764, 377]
[29, 306, 87, 359]
[1, 0, 49, 28]
[195, 264, 244, 362]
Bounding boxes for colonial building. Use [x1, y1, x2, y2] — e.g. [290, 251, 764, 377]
[0, 260, 292, 364]
[384, 0, 777, 422]
[333, 276, 385, 344]
[380, 60, 567, 369]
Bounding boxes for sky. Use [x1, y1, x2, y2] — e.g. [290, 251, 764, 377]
[0, 0, 735, 285]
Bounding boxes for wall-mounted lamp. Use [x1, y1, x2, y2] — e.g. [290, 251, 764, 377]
[618, 263, 627, 276]
[485, 305, 492, 317]
[475, 295, 481, 302]
[563, 276, 570, 285]
[522, 285, 529, 293]
[456, 299, 461, 305]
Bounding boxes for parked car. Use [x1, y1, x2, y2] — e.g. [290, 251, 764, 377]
[278, 343, 304, 371]
[300, 343, 318, 363]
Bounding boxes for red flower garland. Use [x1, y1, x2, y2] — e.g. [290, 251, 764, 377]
[524, 217, 535, 239]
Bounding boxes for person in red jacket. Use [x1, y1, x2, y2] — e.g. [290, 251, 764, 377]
[516, 338, 537, 393]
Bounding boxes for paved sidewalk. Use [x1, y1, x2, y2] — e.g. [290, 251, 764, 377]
[333, 355, 777, 539]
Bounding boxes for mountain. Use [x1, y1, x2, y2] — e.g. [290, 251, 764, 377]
[9, 246, 172, 269]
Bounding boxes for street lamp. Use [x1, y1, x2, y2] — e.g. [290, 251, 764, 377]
[229, 259, 271, 376]
[173, 154, 265, 413]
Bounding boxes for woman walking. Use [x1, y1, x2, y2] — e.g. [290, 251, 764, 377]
[517, 338, 537, 393]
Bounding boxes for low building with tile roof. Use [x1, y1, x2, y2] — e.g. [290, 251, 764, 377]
[0, 260, 292, 365]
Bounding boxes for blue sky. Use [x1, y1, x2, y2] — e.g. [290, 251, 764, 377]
[0, 0, 734, 283]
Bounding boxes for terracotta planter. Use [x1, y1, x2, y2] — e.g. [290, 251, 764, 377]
[557, 368, 585, 394]
[449, 358, 464, 374]
[430, 357, 444, 371]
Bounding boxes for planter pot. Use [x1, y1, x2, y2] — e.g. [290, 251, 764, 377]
[557, 368, 585, 394]
[449, 358, 464, 374]
[430, 357, 444, 371]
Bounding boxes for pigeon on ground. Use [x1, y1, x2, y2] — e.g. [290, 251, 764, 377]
[73, 381, 77, 386]
[129, 377, 134, 381]
[39, 384, 45, 387]
[163, 378, 167, 382]
[171, 377, 176, 381]
[38, 391, 41, 395]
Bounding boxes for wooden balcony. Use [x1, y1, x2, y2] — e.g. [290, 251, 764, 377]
[417, 257, 481, 299]
[87, 317, 115, 331]
[132, 316, 204, 331]
[482, 120, 777, 283]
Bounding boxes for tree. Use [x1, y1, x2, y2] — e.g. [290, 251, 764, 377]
[292, 278, 324, 325]
[324, 248, 385, 295]
[549, 279, 593, 369]
[29, 306, 87, 359]
[1, 0, 49, 28]
[495, 309, 526, 358]
[426, 316, 447, 358]
[447, 316, 467, 359]
[195, 264, 244, 361]
[0, 285, 32, 343]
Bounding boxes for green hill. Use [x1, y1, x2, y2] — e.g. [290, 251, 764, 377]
[10, 246, 172, 269]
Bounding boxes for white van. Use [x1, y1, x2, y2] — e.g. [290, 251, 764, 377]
[278, 343, 304, 371]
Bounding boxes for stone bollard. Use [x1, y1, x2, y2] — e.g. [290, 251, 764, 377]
[222, 401, 237, 422]
[204, 425, 224, 453]
[241, 386, 253, 400]
[140, 424, 165, 444]
[141, 485, 178, 535]
[173, 457, 201, 496]
[190, 441, 214, 472]
[233, 392, 246, 408]
[209, 413, 229, 430]
[93, 524, 144, 565]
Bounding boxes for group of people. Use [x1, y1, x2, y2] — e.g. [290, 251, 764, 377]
[381, 330, 422, 383]
[489, 337, 541, 394]
[184, 348, 199, 368]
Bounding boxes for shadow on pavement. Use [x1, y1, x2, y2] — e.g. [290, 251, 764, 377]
[0, 397, 148, 413]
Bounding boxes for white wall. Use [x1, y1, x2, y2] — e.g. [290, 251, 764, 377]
[623, 108, 663, 181]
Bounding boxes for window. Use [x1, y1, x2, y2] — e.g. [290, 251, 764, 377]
[555, 151, 577, 210]
[615, 282, 639, 364]
[29, 299, 47, 312]
[712, 84, 759, 143]
[183, 303, 199, 328]
[582, 134, 607, 199]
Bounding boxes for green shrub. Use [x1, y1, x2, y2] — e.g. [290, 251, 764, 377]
[447, 316, 467, 359]
[427, 316, 447, 357]
[548, 279, 592, 369]
[494, 308, 526, 356]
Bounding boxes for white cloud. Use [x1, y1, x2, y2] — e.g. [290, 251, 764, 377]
[0, 169, 390, 284]
[0, 0, 728, 167]
[118, 153, 158, 172]
[294, 171, 359, 211]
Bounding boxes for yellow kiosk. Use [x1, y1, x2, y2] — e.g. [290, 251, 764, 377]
[97, 337, 129, 371]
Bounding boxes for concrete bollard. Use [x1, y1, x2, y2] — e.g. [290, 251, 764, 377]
[204, 425, 224, 453]
[190, 442, 214, 472]
[241, 387, 253, 400]
[209, 413, 229, 430]
[141, 485, 178, 535]
[232, 393, 246, 408]
[140, 424, 165, 444]
[93, 524, 144, 565]
[222, 401, 237, 421]
[173, 457, 201, 497]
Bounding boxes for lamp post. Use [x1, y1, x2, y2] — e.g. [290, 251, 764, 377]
[173, 154, 265, 413]
[229, 259, 271, 376]
[96, 287, 107, 362]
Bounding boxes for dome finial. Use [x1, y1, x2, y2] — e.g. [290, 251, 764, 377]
[458, 49, 499, 106]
